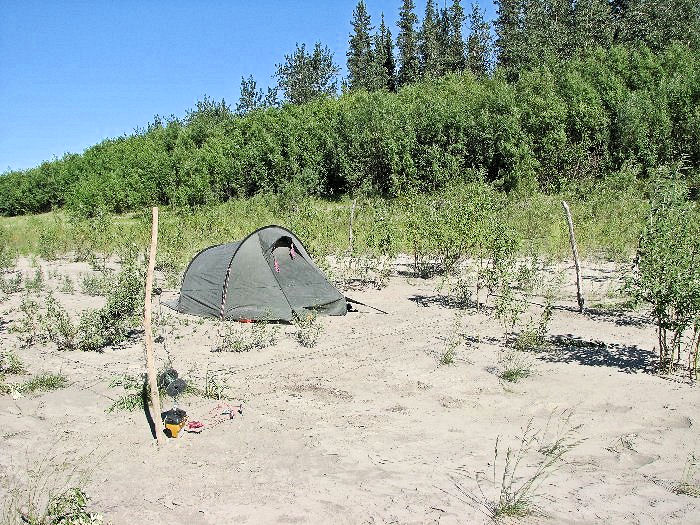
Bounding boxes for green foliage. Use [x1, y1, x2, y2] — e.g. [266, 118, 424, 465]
[293, 311, 323, 348]
[60, 275, 75, 294]
[79, 272, 114, 296]
[16, 372, 69, 396]
[0, 225, 17, 270]
[0, 45, 698, 215]
[43, 293, 78, 350]
[43, 487, 103, 525]
[275, 42, 340, 105]
[77, 264, 143, 352]
[0, 272, 22, 294]
[215, 319, 279, 353]
[397, 0, 420, 86]
[630, 168, 700, 373]
[25, 268, 44, 292]
[0, 349, 26, 375]
[12, 294, 44, 347]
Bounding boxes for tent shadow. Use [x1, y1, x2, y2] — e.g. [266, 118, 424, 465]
[535, 334, 658, 374]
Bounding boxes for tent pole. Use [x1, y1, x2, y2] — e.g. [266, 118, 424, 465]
[144, 207, 166, 446]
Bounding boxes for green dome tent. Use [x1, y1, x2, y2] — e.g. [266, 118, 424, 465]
[168, 225, 347, 321]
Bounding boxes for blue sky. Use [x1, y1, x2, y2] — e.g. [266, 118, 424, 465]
[0, 1, 496, 172]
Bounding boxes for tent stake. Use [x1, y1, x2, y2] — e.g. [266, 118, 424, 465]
[144, 207, 165, 445]
[561, 201, 584, 313]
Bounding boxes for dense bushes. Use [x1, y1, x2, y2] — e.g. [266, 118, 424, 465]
[0, 44, 698, 217]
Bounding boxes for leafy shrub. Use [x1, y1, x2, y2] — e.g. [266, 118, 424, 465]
[43, 293, 77, 350]
[60, 275, 75, 294]
[77, 264, 143, 352]
[80, 272, 114, 296]
[216, 319, 279, 352]
[0, 272, 22, 294]
[293, 311, 323, 348]
[630, 168, 700, 374]
[43, 487, 104, 525]
[12, 294, 44, 347]
[25, 268, 44, 292]
[0, 225, 16, 270]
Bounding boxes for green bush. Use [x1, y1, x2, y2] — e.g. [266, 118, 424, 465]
[630, 167, 700, 375]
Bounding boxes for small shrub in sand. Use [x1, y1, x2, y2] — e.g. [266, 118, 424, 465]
[293, 311, 323, 348]
[0, 349, 26, 375]
[11, 294, 44, 347]
[216, 318, 279, 352]
[77, 264, 143, 352]
[0, 273, 22, 294]
[25, 268, 44, 292]
[629, 169, 700, 376]
[80, 272, 114, 296]
[43, 293, 78, 350]
[59, 275, 75, 294]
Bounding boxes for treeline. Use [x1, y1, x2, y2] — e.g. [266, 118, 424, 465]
[0, 0, 698, 217]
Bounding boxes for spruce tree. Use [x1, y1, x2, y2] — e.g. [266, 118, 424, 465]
[374, 13, 397, 91]
[437, 7, 451, 69]
[466, 3, 491, 77]
[446, 0, 466, 72]
[347, 1, 375, 91]
[419, 0, 441, 78]
[397, 0, 420, 86]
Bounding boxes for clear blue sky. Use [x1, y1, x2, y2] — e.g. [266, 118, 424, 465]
[0, 1, 496, 172]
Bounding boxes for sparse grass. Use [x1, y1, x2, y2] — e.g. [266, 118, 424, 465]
[454, 409, 582, 521]
[293, 312, 323, 348]
[498, 350, 533, 383]
[673, 454, 700, 498]
[16, 372, 69, 396]
[0, 447, 103, 525]
[0, 349, 26, 375]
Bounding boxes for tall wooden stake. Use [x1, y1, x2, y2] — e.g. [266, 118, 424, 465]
[562, 201, 584, 313]
[144, 207, 165, 445]
[348, 198, 357, 253]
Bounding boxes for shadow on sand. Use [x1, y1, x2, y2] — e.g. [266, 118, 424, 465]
[537, 334, 657, 374]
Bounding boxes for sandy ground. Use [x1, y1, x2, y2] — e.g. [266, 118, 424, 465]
[0, 256, 699, 524]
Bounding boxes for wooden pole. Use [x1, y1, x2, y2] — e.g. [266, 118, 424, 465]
[561, 201, 584, 313]
[348, 198, 357, 253]
[144, 207, 165, 445]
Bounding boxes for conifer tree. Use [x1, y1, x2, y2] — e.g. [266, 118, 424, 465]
[445, 0, 466, 72]
[347, 1, 375, 91]
[374, 13, 397, 91]
[436, 7, 451, 69]
[397, 0, 420, 86]
[419, 0, 441, 78]
[466, 3, 491, 77]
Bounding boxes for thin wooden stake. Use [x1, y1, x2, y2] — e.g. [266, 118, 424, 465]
[562, 201, 584, 313]
[348, 198, 357, 253]
[144, 207, 165, 445]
